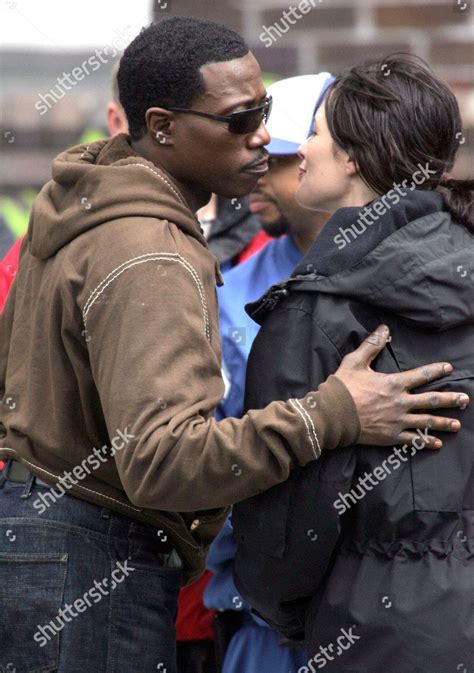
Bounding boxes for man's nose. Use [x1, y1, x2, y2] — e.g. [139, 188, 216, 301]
[247, 121, 271, 148]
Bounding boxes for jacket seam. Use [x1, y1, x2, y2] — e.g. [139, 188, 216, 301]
[126, 162, 187, 207]
[0, 449, 202, 551]
[0, 450, 141, 513]
[82, 252, 211, 341]
[310, 314, 346, 359]
[274, 304, 344, 359]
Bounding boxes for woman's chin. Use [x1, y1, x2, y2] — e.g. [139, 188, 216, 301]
[296, 186, 324, 212]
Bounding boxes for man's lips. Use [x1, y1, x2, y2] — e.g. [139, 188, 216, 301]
[249, 200, 270, 213]
[242, 157, 269, 174]
[249, 193, 275, 213]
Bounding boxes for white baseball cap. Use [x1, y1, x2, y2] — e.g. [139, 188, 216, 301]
[266, 73, 334, 155]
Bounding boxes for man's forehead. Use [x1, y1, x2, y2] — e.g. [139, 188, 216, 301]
[198, 53, 265, 109]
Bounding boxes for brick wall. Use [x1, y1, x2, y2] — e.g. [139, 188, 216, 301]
[154, 0, 473, 175]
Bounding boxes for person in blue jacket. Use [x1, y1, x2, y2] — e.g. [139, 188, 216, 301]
[204, 73, 334, 673]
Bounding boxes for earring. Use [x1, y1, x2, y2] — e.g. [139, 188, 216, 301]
[156, 131, 167, 145]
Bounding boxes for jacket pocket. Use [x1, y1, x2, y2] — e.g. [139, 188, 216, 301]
[0, 552, 68, 673]
[409, 372, 474, 512]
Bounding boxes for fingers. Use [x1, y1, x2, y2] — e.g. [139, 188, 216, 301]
[396, 362, 454, 391]
[404, 414, 461, 433]
[397, 431, 442, 449]
[409, 391, 470, 411]
[346, 325, 390, 368]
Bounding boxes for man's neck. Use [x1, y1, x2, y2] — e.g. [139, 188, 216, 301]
[130, 139, 210, 214]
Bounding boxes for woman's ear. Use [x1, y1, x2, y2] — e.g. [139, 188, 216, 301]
[345, 154, 358, 178]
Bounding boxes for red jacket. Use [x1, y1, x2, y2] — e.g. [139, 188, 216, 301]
[237, 230, 272, 264]
[0, 236, 22, 312]
[0, 236, 22, 471]
[176, 570, 215, 641]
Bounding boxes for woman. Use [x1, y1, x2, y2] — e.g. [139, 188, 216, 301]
[232, 53, 473, 672]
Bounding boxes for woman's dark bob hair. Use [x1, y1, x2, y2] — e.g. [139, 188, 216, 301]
[324, 53, 473, 230]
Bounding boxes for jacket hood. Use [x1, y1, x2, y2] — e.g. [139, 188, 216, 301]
[28, 133, 206, 260]
[289, 190, 474, 331]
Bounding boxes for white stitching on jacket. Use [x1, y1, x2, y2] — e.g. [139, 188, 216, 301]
[126, 163, 187, 206]
[289, 399, 320, 459]
[82, 253, 211, 341]
[0, 449, 201, 550]
[0, 450, 142, 511]
[295, 397, 322, 457]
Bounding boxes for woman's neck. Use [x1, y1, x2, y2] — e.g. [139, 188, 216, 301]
[332, 180, 379, 213]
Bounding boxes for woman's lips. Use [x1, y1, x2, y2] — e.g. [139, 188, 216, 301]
[298, 169, 306, 181]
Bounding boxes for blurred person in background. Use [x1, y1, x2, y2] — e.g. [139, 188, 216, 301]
[107, 62, 129, 136]
[0, 189, 36, 259]
[197, 195, 269, 272]
[0, 67, 128, 314]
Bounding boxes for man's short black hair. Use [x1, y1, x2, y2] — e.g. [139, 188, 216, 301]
[118, 16, 250, 141]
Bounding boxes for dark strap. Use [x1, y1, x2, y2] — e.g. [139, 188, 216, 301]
[4, 460, 50, 487]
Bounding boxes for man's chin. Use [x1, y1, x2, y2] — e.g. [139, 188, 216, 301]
[216, 176, 261, 200]
[261, 217, 289, 238]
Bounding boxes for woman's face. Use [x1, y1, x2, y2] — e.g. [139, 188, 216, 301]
[296, 103, 352, 213]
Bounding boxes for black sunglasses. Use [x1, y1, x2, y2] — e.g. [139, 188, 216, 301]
[167, 96, 273, 135]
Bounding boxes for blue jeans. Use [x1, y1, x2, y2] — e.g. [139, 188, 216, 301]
[0, 461, 182, 673]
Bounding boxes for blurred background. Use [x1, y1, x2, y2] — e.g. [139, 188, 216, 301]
[0, 0, 473, 255]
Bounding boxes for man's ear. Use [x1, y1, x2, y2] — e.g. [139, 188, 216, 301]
[145, 107, 175, 146]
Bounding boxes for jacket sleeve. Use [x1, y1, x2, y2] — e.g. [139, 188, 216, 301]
[82, 252, 360, 512]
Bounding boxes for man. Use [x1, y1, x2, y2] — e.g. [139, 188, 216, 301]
[0, 18, 466, 673]
[218, 73, 333, 420]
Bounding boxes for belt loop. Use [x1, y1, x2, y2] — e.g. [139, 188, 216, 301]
[0, 459, 12, 489]
[20, 472, 35, 499]
[100, 507, 111, 520]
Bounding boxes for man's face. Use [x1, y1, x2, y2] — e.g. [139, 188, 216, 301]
[249, 154, 301, 237]
[167, 52, 271, 199]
